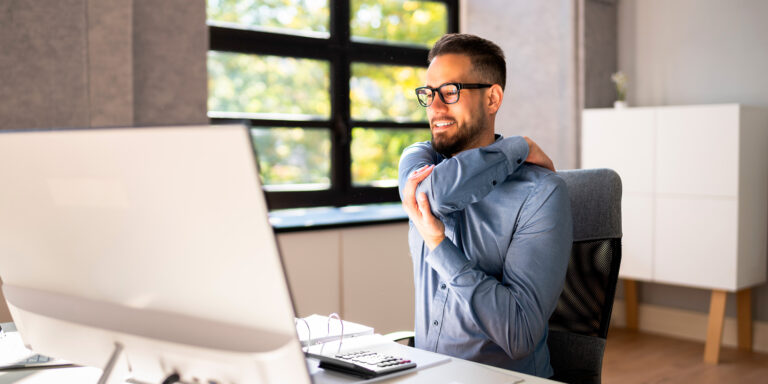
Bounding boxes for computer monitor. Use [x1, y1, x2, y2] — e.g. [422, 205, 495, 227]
[0, 125, 311, 383]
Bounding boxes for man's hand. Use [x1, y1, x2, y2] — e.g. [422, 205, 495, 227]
[523, 136, 555, 172]
[402, 165, 445, 251]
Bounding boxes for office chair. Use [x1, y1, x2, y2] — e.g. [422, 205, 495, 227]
[387, 169, 622, 384]
[548, 169, 622, 384]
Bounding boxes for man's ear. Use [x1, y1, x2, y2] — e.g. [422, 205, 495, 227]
[487, 84, 504, 114]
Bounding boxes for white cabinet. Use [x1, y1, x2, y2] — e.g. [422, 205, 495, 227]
[582, 108, 656, 281]
[655, 106, 739, 197]
[582, 104, 768, 363]
[654, 196, 739, 290]
[277, 223, 414, 334]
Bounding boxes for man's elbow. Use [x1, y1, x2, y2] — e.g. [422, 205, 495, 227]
[506, 312, 546, 358]
[507, 332, 539, 359]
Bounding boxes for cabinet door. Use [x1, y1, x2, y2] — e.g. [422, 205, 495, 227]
[278, 230, 341, 317]
[582, 108, 655, 194]
[656, 105, 739, 197]
[341, 223, 414, 334]
[620, 194, 654, 280]
[654, 196, 738, 291]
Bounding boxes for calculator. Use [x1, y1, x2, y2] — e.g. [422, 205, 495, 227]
[307, 349, 417, 379]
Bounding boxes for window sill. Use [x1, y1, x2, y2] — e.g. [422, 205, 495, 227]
[269, 202, 408, 233]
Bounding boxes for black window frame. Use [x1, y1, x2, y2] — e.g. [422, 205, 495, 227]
[208, 0, 459, 210]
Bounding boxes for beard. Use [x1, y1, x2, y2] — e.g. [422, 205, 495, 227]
[430, 113, 486, 157]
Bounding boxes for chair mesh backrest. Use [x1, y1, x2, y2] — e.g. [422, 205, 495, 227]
[549, 238, 621, 338]
[550, 169, 623, 339]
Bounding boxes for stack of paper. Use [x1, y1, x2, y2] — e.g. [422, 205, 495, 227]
[295, 314, 374, 347]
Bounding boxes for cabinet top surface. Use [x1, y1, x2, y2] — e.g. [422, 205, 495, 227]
[583, 103, 749, 113]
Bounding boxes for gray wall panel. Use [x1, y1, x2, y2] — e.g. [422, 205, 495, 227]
[0, 0, 89, 130]
[87, 0, 133, 127]
[583, 0, 617, 108]
[133, 0, 208, 125]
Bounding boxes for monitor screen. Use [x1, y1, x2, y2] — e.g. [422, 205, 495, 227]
[0, 125, 311, 383]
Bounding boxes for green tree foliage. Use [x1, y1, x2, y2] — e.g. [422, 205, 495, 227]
[251, 128, 331, 187]
[207, 0, 329, 35]
[351, 0, 447, 48]
[207, 1, 445, 189]
[352, 128, 430, 186]
[208, 52, 330, 118]
[351, 63, 427, 122]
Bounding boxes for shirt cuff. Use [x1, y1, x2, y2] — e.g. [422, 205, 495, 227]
[501, 136, 530, 173]
[425, 238, 470, 280]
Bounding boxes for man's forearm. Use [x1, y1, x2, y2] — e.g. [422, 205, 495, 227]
[399, 137, 530, 217]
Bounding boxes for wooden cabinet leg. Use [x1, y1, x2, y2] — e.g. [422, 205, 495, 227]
[737, 288, 752, 351]
[704, 290, 727, 364]
[624, 279, 639, 331]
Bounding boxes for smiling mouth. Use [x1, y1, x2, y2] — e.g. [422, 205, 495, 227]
[433, 121, 456, 129]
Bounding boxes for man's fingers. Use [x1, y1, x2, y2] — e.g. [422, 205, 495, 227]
[523, 137, 556, 172]
[409, 164, 434, 184]
[403, 165, 435, 219]
[403, 166, 427, 212]
[417, 192, 432, 217]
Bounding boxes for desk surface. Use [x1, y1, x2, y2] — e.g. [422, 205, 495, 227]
[0, 325, 560, 384]
[0, 356, 560, 384]
[0, 357, 559, 384]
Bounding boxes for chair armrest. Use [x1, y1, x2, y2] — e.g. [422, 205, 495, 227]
[383, 331, 415, 347]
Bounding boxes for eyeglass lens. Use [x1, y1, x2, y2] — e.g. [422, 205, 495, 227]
[417, 84, 460, 107]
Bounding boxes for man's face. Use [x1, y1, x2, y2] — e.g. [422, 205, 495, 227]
[425, 53, 488, 157]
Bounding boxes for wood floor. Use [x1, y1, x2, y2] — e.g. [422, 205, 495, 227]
[602, 327, 768, 383]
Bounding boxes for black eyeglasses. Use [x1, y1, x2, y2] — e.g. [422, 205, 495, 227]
[414, 83, 492, 107]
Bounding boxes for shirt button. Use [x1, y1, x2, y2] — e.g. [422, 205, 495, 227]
[440, 283, 446, 290]
[433, 320, 439, 326]
[516, 158, 522, 164]
[491, 180, 497, 186]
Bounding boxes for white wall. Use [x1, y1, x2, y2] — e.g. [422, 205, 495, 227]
[617, 0, 768, 321]
[460, 0, 579, 170]
[619, 0, 768, 108]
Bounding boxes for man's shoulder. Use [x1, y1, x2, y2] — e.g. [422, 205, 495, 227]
[505, 164, 566, 192]
[477, 165, 566, 213]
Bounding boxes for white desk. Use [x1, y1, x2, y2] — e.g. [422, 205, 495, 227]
[0, 333, 561, 384]
[0, 361, 558, 384]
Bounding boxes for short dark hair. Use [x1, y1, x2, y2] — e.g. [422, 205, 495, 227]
[428, 33, 506, 90]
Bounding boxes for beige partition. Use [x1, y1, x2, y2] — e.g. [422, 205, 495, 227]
[278, 223, 415, 335]
[341, 223, 413, 334]
[277, 230, 341, 318]
[0, 277, 11, 322]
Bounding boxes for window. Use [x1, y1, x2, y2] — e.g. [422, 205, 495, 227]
[207, 0, 458, 209]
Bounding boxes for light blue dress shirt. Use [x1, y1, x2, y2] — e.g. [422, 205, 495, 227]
[398, 135, 573, 378]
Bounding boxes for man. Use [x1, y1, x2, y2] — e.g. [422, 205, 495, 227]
[398, 33, 573, 378]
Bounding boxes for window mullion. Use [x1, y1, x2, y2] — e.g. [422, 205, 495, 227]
[330, 0, 352, 205]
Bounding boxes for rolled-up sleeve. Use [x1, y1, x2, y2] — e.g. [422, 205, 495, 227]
[398, 136, 530, 218]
